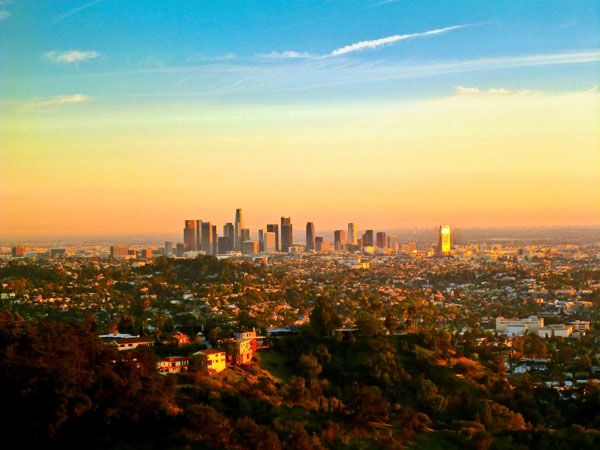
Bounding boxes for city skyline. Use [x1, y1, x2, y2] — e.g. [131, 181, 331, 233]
[181, 209, 442, 255]
[1, 1, 599, 237]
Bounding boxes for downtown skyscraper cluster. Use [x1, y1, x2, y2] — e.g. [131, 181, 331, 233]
[183, 209, 291, 256]
[183, 209, 451, 256]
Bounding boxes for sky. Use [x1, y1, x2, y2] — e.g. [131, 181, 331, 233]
[1, 0, 599, 237]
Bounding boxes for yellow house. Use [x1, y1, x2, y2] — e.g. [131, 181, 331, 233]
[201, 349, 226, 374]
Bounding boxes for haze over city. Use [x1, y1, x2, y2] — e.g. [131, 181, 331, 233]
[1, 1, 599, 237]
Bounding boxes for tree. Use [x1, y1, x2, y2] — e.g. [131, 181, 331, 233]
[186, 404, 233, 448]
[297, 354, 322, 381]
[523, 334, 547, 358]
[345, 384, 389, 424]
[355, 313, 381, 336]
[234, 417, 281, 450]
[309, 296, 341, 336]
[384, 313, 399, 334]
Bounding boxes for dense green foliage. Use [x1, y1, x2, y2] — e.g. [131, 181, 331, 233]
[2, 312, 599, 449]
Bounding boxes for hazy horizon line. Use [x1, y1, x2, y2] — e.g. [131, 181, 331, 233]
[2, 224, 599, 242]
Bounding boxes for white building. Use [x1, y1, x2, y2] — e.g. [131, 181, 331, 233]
[538, 324, 573, 338]
[495, 316, 544, 333]
[570, 320, 590, 331]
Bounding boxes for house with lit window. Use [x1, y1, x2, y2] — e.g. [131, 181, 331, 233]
[171, 331, 191, 346]
[234, 328, 268, 349]
[199, 349, 226, 374]
[157, 356, 189, 374]
[234, 339, 253, 365]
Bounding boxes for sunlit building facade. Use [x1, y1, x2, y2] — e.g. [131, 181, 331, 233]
[437, 224, 451, 255]
[267, 224, 279, 252]
[183, 220, 197, 251]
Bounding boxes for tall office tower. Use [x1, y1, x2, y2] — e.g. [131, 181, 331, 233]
[264, 232, 276, 252]
[280, 217, 293, 252]
[176, 243, 185, 257]
[234, 208, 244, 251]
[306, 222, 315, 251]
[363, 229, 374, 247]
[334, 230, 346, 251]
[315, 237, 323, 251]
[224, 222, 234, 238]
[348, 223, 357, 245]
[267, 224, 279, 251]
[201, 221, 214, 255]
[164, 241, 173, 256]
[240, 228, 250, 243]
[212, 225, 218, 255]
[183, 220, 197, 251]
[437, 224, 451, 255]
[195, 220, 202, 251]
[258, 229, 265, 252]
[376, 232, 387, 248]
[218, 236, 233, 254]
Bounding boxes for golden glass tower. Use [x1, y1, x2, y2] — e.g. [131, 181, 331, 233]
[438, 225, 451, 254]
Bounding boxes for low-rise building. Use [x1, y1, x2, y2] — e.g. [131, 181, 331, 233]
[495, 316, 544, 333]
[157, 356, 189, 374]
[570, 320, 591, 332]
[234, 338, 253, 364]
[538, 324, 573, 338]
[171, 331, 191, 346]
[200, 349, 226, 374]
[100, 334, 155, 351]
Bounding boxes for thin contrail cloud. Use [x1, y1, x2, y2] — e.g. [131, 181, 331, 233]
[330, 24, 470, 56]
[55, 0, 103, 22]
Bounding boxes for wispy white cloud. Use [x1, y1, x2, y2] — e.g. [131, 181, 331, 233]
[0, 0, 12, 22]
[361, 0, 401, 9]
[187, 53, 237, 62]
[259, 51, 313, 60]
[330, 24, 470, 56]
[54, 94, 91, 103]
[55, 0, 103, 22]
[1, 94, 93, 112]
[45, 50, 102, 64]
[46, 50, 598, 99]
[454, 86, 540, 96]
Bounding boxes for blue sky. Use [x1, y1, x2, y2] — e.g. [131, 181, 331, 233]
[1, 0, 598, 104]
[1, 1, 599, 235]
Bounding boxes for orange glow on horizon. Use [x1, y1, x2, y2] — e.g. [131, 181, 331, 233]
[1, 89, 598, 237]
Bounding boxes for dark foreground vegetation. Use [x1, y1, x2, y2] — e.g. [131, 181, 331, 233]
[1, 312, 600, 449]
